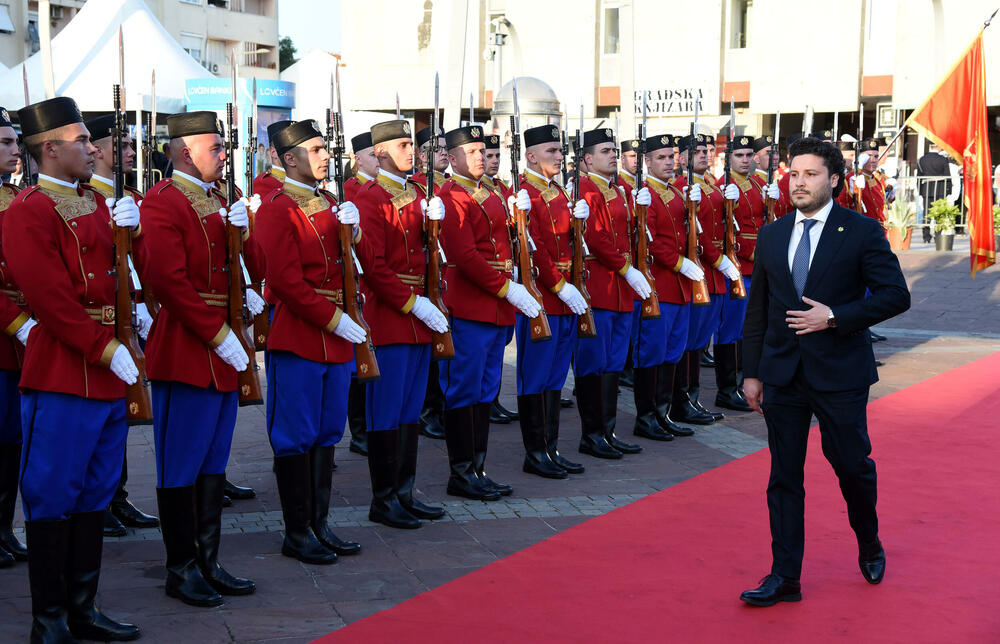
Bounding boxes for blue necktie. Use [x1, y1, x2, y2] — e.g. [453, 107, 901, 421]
[792, 219, 818, 299]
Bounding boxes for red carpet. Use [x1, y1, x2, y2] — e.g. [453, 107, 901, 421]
[319, 353, 1000, 643]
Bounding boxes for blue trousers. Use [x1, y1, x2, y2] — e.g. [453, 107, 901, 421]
[0, 370, 20, 445]
[439, 318, 510, 409]
[266, 350, 351, 456]
[717, 277, 750, 345]
[365, 343, 430, 431]
[19, 391, 127, 521]
[686, 295, 723, 351]
[515, 313, 577, 395]
[574, 308, 632, 377]
[152, 381, 237, 488]
[631, 301, 690, 368]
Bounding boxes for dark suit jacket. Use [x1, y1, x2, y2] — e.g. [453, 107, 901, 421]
[742, 202, 910, 392]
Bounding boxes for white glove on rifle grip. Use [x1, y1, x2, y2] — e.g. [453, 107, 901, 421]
[245, 288, 266, 316]
[557, 283, 588, 316]
[633, 187, 652, 207]
[14, 318, 36, 345]
[718, 256, 741, 282]
[679, 258, 705, 282]
[683, 184, 702, 203]
[219, 199, 250, 229]
[333, 313, 367, 344]
[421, 197, 445, 221]
[623, 267, 652, 300]
[213, 330, 250, 371]
[504, 281, 541, 318]
[411, 296, 449, 333]
[852, 174, 866, 190]
[135, 303, 153, 341]
[571, 200, 590, 220]
[106, 197, 140, 229]
[766, 182, 780, 200]
[110, 345, 139, 385]
[724, 183, 740, 202]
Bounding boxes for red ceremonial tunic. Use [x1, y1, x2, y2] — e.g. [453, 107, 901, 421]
[644, 176, 692, 305]
[0, 183, 29, 371]
[617, 171, 637, 215]
[252, 167, 285, 198]
[837, 171, 887, 226]
[254, 181, 357, 364]
[578, 173, 633, 313]
[344, 172, 374, 203]
[353, 172, 433, 346]
[691, 175, 729, 295]
[410, 170, 449, 194]
[438, 174, 516, 326]
[484, 175, 513, 203]
[521, 171, 573, 316]
[727, 171, 767, 276]
[773, 172, 795, 217]
[136, 174, 265, 392]
[3, 179, 131, 400]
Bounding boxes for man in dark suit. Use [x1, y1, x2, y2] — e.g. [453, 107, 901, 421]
[739, 137, 911, 606]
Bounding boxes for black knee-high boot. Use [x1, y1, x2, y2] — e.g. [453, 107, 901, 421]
[518, 393, 567, 479]
[575, 374, 621, 459]
[397, 424, 445, 519]
[632, 366, 672, 441]
[194, 474, 255, 596]
[602, 372, 641, 454]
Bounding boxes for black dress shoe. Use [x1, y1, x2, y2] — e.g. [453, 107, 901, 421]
[489, 402, 513, 424]
[578, 435, 623, 459]
[859, 540, 886, 585]
[103, 512, 127, 537]
[874, 359, 884, 367]
[111, 500, 159, 529]
[740, 573, 802, 606]
[223, 480, 256, 500]
[870, 330, 887, 342]
[700, 348, 715, 368]
[69, 609, 141, 642]
[419, 409, 446, 439]
[560, 396, 573, 408]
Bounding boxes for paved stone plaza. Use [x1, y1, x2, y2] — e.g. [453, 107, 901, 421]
[1, 245, 998, 643]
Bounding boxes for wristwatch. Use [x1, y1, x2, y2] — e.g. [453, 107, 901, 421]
[826, 309, 837, 328]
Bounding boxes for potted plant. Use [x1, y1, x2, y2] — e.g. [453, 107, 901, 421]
[994, 204, 1000, 247]
[886, 199, 916, 250]
[927, 198, 959, 251]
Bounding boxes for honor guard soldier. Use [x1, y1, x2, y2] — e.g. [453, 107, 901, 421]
[83, 113, 161, 537]
[254, 119, 365, 561]
[342, 129, 377, 459]
[672, 134, 740, 424]
[716, 135, 761, 412]
[574, 127, 651, 459]
[251, 120, 291, 196]
[618, 137, 640, 212]
[437, 125, 541, 500]
[414, 125, 449, 440]
[5, 97, 141, 642]
[137, 111, 263, 608]
[0, 108, 29, 569]
[353, 119, 449, 527]
[515, 125, 589, 478]
[751, 134, 784, 212]
[837, 137, 887, 227]
[631, 134, 701, 442]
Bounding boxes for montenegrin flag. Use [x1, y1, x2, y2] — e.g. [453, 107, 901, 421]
[905, 27, 994, 277]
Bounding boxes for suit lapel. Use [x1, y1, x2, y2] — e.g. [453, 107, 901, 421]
[803, 204, 851, 295]
[771, 212, 797, 295]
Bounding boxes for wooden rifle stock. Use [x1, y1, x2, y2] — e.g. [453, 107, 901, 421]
[724, 198, 747, 299]
[425, 216, 454, 360]
[513, 204, 551, 342]
[251, 283, 270, 351]
[634, 203, 660, 319]
[764, 193, 777, 224]
[226, 223, 264, 406]
[114, 222, 153, 425]
[686, 194, 711, 306]
[338, 217, 381, 381]
[571, 216, 597, 337]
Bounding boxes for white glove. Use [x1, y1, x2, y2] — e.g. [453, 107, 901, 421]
[213, 330, 250, 371]
[219, 199, 249, 229]
[766, 182, 780, 200]
[633, 187, 652, 206]
[571, 199, 590, 220]
[557, 283, 588, 315]
[858, 153, 871, 168]
[851, 175, 866, 191]
[507, 189, 532, 214]
[421, 196, 445, 221]
[623, 266, 652, 299]
[411, 296, 449, 333]
[683, 184, 702, 203]
[724, 183, 740, 201]
[243, 193, 262, 214]
[333, 313, 367, 344]
[245, 288, 266, 316]
[14, 318, 36, 345]
[718, 256, 741, 281]
[334, 200, 360, 226]
[106, 196, 140, 229]
[109, 345, 139, 385]
[504, 282, 541, 318]
[135, 303, 153, 341]
[679, 258, 705, 282]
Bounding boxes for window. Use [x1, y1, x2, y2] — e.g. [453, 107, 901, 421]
[730, 0, 750, 49]
[27, 18, 39, 53]
[603, 6, 620, 55]
[179, 32, 204, 64]
[207, 0, 228, 7]
[179, 0, 201, 5]
[0, 4, 15, 34]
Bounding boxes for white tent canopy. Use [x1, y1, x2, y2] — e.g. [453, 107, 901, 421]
[0, 0, 210, 113]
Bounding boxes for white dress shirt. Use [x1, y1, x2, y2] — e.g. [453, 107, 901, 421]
[377, 168, 407, 187]
[285, 176, 318, 194]
[787, 199, 833, 272]
[171, 169, 214, 195]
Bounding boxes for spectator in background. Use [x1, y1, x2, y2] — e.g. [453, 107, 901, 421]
[916, 144, 952, 243]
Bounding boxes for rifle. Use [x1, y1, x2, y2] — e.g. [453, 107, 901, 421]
[764, 110, 779, 224]
[111, 32, 153, 425]
[560, 115, 569, 186]
[509, 80, 551, 343]
[723, 97, 746, 300]
[245, 78, 270, 351]
[634, 91, 659, 319]
[141, 70, 161, 192]
[685, 100, 711, 306]
[225, 57, 264, 406]
[425, 75, 454, 360]
[331, 64, 380, 382]
[572, 104, 597, 337]
[852, 104, 867, 215]
[20, 65, 33, 186]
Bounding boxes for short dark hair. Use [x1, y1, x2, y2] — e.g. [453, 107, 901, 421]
[788, 137, 845, 198]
